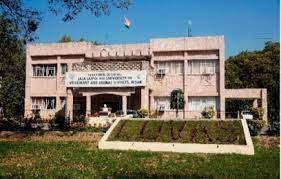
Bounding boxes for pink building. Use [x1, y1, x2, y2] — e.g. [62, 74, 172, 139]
[24, 36, 267, 120]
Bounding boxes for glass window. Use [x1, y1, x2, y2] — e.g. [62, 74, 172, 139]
[32, 64, 57, 77]
[43, 97, 56, 109]
[31, 97, 56, 110]
[192, 61, 200, 74]
[61, 64, 68, 75]
[188, 60, 215, 74]
[154, 96, 170, 110]
[188, 97, 217, 111]
[155, 61, 183, 74]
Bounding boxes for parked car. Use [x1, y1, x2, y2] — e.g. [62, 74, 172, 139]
[241, 111, 253, 120]
[116, 109, 139, 118]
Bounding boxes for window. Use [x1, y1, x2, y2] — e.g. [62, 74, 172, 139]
[154, 97, 170, 110]
[188, 60, 216, 74]
[188, 97, 217, 111]
[31, 97, 56, 110]
[32, 64, 57, 77]
[155, 61, 183, 74]
[61, 64, 68, 75]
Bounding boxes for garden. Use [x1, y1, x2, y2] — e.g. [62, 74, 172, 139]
[107, 120, 246, 145]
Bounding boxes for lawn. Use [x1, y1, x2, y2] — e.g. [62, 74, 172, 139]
[107, 120, 246, 144]
[0, 131, 279, 178]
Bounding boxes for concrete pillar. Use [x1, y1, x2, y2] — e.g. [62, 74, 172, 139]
[24, 48, 32, 117]
[150, 94, 154, 111]
[183, 59, 188, 119]
[86, 95, 91, 117]
[219, 37, 225, 120]
[66, 88, 73, 121]
[122, 95, 127, 115]
[261, 89, 267, 122]
[56, 96, 61, 112]
[141, 87, 149, 109]
[253, 99, 258, 108]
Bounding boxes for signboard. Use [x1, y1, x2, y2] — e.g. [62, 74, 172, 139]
[65, 70, 146, 87]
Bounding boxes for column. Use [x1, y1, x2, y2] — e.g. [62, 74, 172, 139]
[141, 87, 149, 109]
[183, 59, 188, 119]
[56, 96, 61, 112]
[219, 39, 226, 120]
[122, 95, 127, 115]
[150, 94, 154, 111]
[253, 99, 258, 108]
[86, 95, 91, 117]
[24, 49, 32, 117]
[66, 88, 73, 121]
[261, 89, 268, 123]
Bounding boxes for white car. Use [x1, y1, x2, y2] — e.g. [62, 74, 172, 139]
[241, 111, 253, 120]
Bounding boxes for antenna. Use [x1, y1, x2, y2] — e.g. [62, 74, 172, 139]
[188, 20, 192, 37]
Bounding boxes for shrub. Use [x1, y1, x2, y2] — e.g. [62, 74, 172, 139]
[109, 113, 116, 118]
[170, 89, 185, 117]
[73, 115, 86, 123]
[247, 119, 266, 136]
[137, 108, 149, 118]
[267, 121, 280, 136]
[250, 107, 264, 120]
[149, 110, 159, 118]
[201, 107, 215, 119]
[52, 109, 69, 129]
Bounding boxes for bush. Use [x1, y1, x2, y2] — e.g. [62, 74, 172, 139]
[267, 121, 280, 136]
[250, 107, 264, 120]
[73, 115, 86, 123]
[137, 108, 149, 118]
[201, 107, 215, 119]
[247, 107, 266, 136]
[52, 109, 69, 129]
[247, 119, 266, 136]
[149, 110, 159, 118]
[109, 113, 116, 118]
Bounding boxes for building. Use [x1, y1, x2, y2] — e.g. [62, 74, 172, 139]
[24, 36, 267, 120]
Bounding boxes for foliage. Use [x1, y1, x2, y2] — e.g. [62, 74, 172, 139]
[247, 119, 266, 136]
[0, 0, 131, 42]
[0, 0, 41, 42]
[0, 16, 25, 118]
[137, 108, 149, 118]
[149, 110, 159, 118]
[52, 109, 69, 129]
[201, 107, 215, 119]
[170, 89, 185, 117]
[48, 0, 131, 21]
[266, 121, 280, 136]
[58, 34, 73, 42]
[73, 115, 86, 123]
[108, 120, 246, 145]
[225, 41, 280, 123]
[246, 107, 266, 136]
[250, 107, 264, 120]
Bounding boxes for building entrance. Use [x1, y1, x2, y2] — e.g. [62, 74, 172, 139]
[92, 94, 122, 113]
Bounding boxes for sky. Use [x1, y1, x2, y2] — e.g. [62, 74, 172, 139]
[24, 0, 280, 58]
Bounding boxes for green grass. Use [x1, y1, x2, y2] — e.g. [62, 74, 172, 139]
[0, 138, 279, 178]
[108, 120, 246, 145]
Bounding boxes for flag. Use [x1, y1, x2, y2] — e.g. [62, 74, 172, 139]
[124, 17, 131, 29]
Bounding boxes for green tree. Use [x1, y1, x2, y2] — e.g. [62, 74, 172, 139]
[225, 41, 280, 122]
[58, 35, 73, 42]
[170, 89, 185, 118]
[1, 0, 131, 42]
[0, 16, 25, 117]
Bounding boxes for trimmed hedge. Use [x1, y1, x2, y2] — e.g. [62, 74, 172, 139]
[108, 120, 246, 145]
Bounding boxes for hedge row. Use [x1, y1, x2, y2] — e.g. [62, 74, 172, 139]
[107, 120, 246, 145]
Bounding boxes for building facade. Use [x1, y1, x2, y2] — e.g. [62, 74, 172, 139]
[24, 36, 267, 120]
